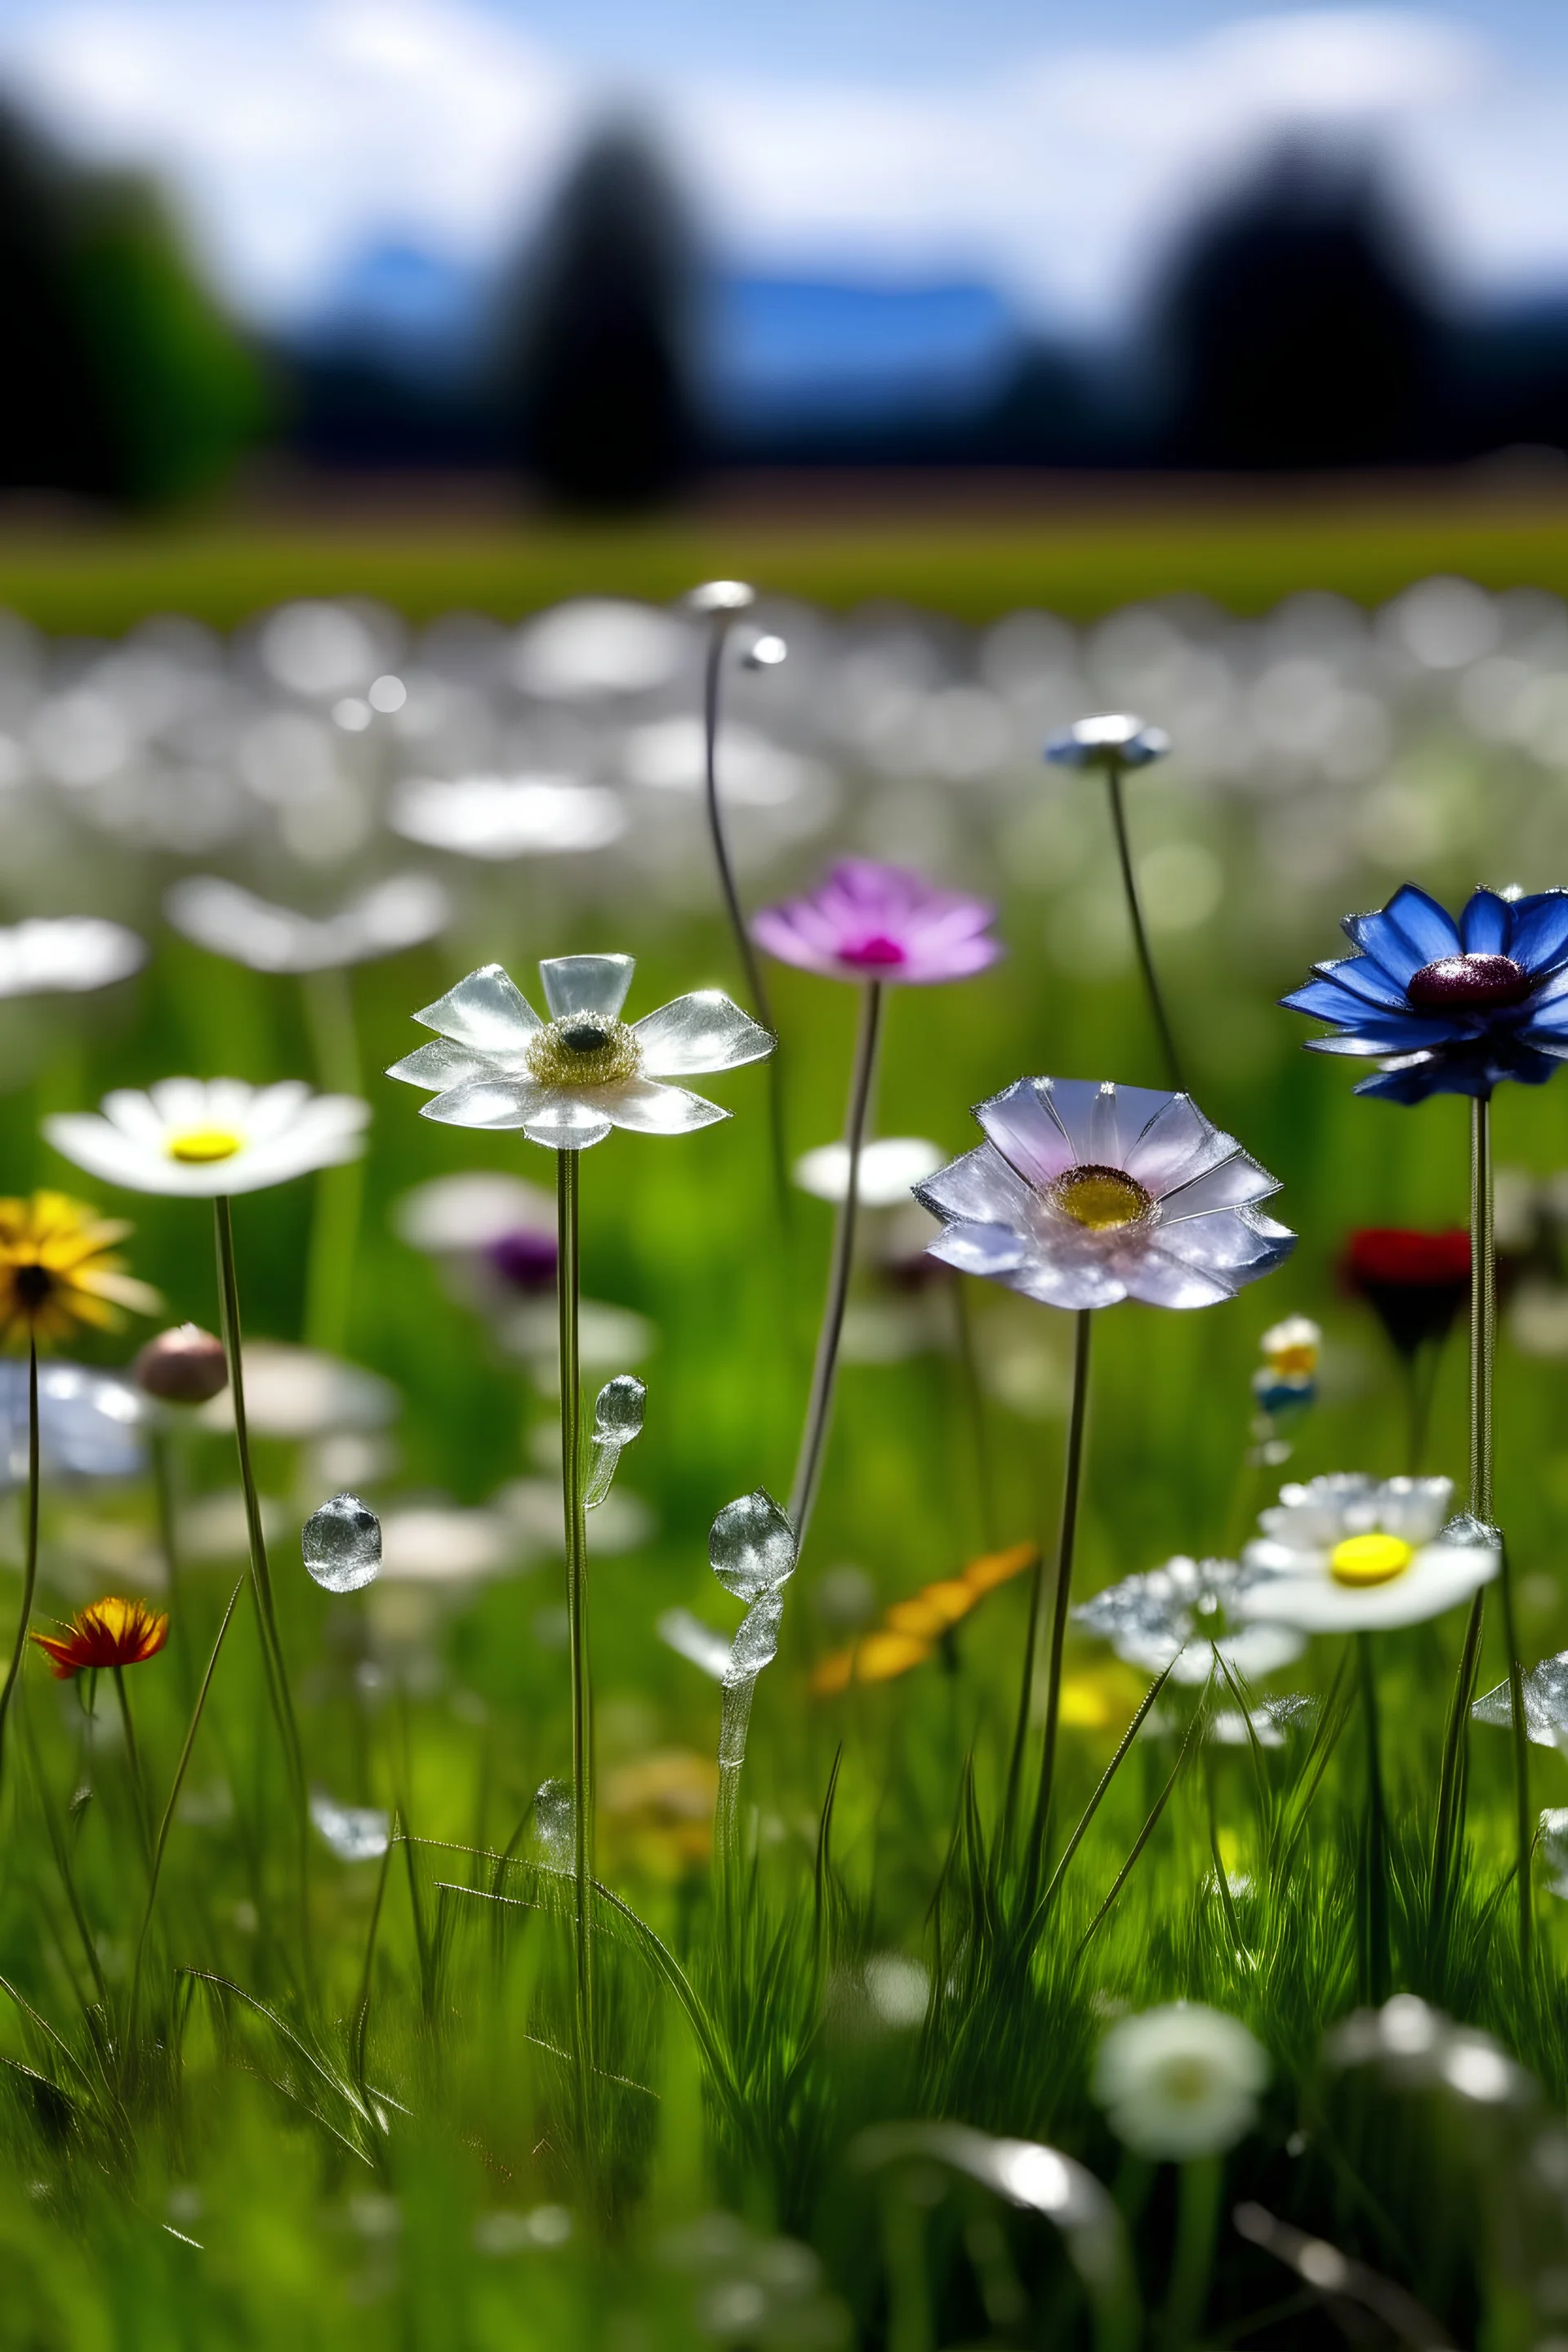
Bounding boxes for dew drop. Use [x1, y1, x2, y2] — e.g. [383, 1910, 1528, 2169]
[303, 1490, 381, 1593]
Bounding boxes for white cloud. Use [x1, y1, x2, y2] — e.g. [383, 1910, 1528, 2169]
[0, 0, 1562, 330]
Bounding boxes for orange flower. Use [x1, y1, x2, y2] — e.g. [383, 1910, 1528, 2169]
[813, 1542, 1038, 1693]
[0, 1192, 160, 1349]
[31, 1597, 169, 1680]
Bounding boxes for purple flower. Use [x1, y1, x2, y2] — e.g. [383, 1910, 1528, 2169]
[486, 1228, 559, 1296]
[751, 861, 1001, 987]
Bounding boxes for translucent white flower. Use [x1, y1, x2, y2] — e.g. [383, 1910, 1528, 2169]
[915, 1078, 1294, 1311]
[1236, 1475, 1499, 1633]
[794, 1137, 945, 1208]
[389, 775, 626, 860]
[0, 916, 145, 996]
[386, 955, 772, 1152]
[1075, 1555, 1305, 1686]
[165, 873, 448, 973]
[1093, 2002, 1269, 2159]
[45, 1080, 370, 1198]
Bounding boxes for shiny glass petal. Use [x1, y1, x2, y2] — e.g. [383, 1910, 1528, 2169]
[603, 1078, 728, 1135]
[538, 954, 635, 1021]
[632, 991, 773, 1076]
[385, 1038, 498, 1092]
[416, 964, 542, 1052]
[420, 1076, 549, 1130]
[1473, 1650, 1568, 1747]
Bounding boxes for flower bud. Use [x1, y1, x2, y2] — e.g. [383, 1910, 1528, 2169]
[134, 1323, 229, 1405]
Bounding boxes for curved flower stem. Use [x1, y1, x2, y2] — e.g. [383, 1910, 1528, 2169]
[301, 965, 365, 1357]
[788, 979, 885, 1550]
[212, 1196, 309, 1866]
[0, 1339, 41, 1795]
[1470, 1097, 1531, 1974]
[556, 1148, 595, 2138]
[1104, 764, 1184, 1094]
[1023, 1308, 1094, 1898]
[1357, 1632, 1390, 2006]
[1161, 2156, 1222, 2352]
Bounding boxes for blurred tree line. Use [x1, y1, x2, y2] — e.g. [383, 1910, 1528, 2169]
[0, 105, 265, 506]
[7, 93, 1568, 512]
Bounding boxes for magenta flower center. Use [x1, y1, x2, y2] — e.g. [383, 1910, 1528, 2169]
[1405, 953, 1531, 1012]
[838, 933, 908, 970]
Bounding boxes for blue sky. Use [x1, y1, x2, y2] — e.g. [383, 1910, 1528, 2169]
[1, 2, 1566, 332]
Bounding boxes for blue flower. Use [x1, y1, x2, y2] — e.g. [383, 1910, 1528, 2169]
[1283, 883, 1568, 1104]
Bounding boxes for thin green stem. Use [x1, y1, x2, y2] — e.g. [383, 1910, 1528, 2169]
[1161, 2156, 1222, 2352]
[112, 1666, 154, 1872]
[1026, 1308, 1094, 1895]
[1357, 1632, 1390, 2007]
[789, 980, 884, 1549]
[557, 1148, 595, 2135]
[127, 1578, 243, 2050]
[301, 965, 365, 1357]
[0, 1338, 40, 1795]
[1470, 1097, 1531, 1975]
[212, 1197, 305, 1800]
[702, 613, 790, 1217]
[1105, 764, 1183, 1094]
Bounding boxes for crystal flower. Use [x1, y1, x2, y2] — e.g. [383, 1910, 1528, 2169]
[1472, 1652, 1568, 1748]
[165, 873, 448, 974]
[385, 955, 771, 1152]
[1045, 714, 1169, 771]
[1236, 1474, 1499, 1633]
[31, 1594, 168, 1679]
[0, 1192, 160, 1348]
[1283, 882, 1568, 1103]
[793, 1137, 945, 1207]
[45, 1080, 370, 1198]
[915, 1078, 1294, 1311]
[1092, 2002, 1269, 2160]
[1074, 1555, 1304, 1686]
[0, 917, 145, 996]
[752, 861, 1001, 985]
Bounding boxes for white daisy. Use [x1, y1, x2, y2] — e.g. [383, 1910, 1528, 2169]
[0, 916, 145, 996]
[915, 1078, 1294, 1311]
[165, 873, 448, 974]
[1093, 2002, 1269, 2160]
[44, 1079, 370, 1199]
[1074, 1554, 1305, 1686]
[385, 955, 772, 1152]
[1235, 1474, 1499, 1633]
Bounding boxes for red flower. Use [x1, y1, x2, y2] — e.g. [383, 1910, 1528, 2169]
[31, 1597, 169, 1680]
[1343, 1227, 1471, 1356]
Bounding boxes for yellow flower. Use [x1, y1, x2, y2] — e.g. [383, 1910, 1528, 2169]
[813, 1543, 1039, 1694]
[0, 1192, 161, 1349]
[600, 1749, 717, 1879]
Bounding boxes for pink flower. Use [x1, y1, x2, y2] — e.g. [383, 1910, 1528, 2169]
[751, 861, 1001, 986]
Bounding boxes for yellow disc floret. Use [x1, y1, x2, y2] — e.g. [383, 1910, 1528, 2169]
[1329, 1532, 1415, 1588]
[167, 1128, 244, 1165]
[1054, 1164, 1152, 1233]
[526, 1017, 640, 1090]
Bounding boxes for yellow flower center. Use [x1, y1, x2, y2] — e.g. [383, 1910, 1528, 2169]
[167, 1127, 244, 1165]
[1268, 1343, 1317, 1376]
[1054, 1164, 1152, 1232]
[525, 1017, 639, 1090]
[1329, 1532, 1415, 1588]
[1159, 2056, 1217, 2107]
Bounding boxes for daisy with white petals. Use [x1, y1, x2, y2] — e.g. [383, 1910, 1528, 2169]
[915, 1078, 1294, 1312]
[386, 955, 772, 1151]
[45, 1080, 369, 1198]
[1235, 1475, 1499, 1633]
[1094, 2002, 1269, 2161]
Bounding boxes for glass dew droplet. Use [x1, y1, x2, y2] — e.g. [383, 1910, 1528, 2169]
[303, 1490, 381, 1593]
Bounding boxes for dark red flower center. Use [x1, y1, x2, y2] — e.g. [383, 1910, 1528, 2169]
[1346, 1227, 1471, 1288]
[839, 933, 908, 969]
[1406, 953, 1531, 1011]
